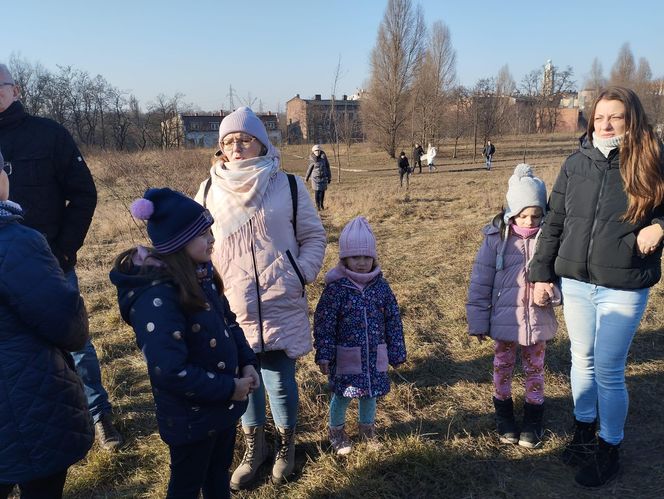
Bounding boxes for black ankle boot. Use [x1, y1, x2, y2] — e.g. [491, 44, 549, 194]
[561, 419, 597, 466]
[518, 402, 544, 449]
[493, 397, 519, 444]
[574, 437, 620, 488]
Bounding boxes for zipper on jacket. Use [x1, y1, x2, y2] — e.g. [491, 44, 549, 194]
[363, 304, 372, 398]
[249, 219, 265, 352]
[586, 163, 609, 282]
[285, 249, 306, 297]
[525, 238, 532, 343]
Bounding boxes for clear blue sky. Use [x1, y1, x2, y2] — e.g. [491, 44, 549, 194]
[3, 0, 663, 113]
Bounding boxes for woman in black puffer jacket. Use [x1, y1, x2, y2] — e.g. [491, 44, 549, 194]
[530, 86, 664, 488]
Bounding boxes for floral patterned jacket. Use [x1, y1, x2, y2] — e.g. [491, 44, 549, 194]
[314, 274, 406, 398]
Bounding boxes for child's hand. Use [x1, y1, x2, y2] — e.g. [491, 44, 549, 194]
[533, 282, 555, 306]
[475, 334, 487, 343]
[241, 365, 260, 392]
[231, 377, 253, 401]
[317, 360, 330, 375]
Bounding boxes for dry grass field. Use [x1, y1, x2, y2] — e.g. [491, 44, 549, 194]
[56, 135, 664, 498]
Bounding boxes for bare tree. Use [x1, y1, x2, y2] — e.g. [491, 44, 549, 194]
[363, 0, 425, 158]
[412, 20, 457, 147]
[610, 43, 636, 87]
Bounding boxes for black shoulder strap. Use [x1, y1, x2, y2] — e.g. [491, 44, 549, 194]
[203, 177, 212, 209]
[286, 173, 298, 237]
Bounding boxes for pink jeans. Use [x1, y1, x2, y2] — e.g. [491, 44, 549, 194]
[493, 340, 546, 405]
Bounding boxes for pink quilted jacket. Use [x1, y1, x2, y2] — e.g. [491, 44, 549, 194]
[466, 223, 559, 346]
[196, 171, 327, 359]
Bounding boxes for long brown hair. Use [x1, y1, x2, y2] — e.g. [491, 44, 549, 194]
[113, 247, 224, 314]
[587, 86, 664, 224]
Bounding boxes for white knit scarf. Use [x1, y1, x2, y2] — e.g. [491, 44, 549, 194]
[207, 147, 280, 241]
[592, 132, 624, 158]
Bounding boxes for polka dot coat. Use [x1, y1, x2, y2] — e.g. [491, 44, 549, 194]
[110, 261, 257, 446]
[313, 275, 407, 398]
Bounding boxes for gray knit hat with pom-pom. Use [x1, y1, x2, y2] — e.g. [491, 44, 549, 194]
[503, 163, 547, 223]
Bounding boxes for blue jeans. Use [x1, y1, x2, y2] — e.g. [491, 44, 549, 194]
[241, 350, 298, 429]
[66, 269, 112, 423]
[329, 394, 377, 427]
[561, 277, 649, 444]
[485, 155, 492, 169]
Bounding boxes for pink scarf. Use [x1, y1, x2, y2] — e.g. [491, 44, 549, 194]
[324, 260, 381, 290]
[511, 224, 540, 239]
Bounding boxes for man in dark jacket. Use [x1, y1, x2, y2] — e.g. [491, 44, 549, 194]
[412, 143, 424, 174]
[482, 140, 496, 170]
[0, 63, 122, 450]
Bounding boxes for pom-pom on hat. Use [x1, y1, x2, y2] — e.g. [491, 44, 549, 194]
[504, 163, 548, 223]
[130, 188, 213, 254]
[218, 107, 270, 149]
[339, 216, 378, 260]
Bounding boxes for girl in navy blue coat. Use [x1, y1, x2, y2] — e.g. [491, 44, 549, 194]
[109, 188, 259, 499]
[314, 216, 407, 455]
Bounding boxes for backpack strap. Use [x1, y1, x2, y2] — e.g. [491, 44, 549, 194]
[286, 173, 298, 238]
[202, 177, 212, 209]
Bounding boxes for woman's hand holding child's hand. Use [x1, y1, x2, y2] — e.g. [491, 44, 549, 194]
[241, 365, 260, 393]
[533, 282, 555, 306]
[232, 377, 253, 401]
[317, 360, 330, 375]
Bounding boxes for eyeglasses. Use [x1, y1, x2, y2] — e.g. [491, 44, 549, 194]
[220, 135, 256, 150]
[2, 162, 11, 175]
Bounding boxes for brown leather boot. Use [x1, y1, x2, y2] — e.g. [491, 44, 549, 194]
[272, 426, 295, 484]
[230, 426, 270, 490]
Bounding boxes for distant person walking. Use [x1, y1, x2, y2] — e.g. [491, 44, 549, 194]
[412, 143, 424, 173]
[483, 140, 496, 170]
[397, 151, 410, 188]
[0, 63, 122, 451]
[467, 164, 558, 450]
[314, 216, 407, 455]
[306, 144, 332, 211]
[530, 87, 664, 488]
[426, 143, 437, 172]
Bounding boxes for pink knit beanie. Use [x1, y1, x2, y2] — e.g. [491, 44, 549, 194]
[339, 216, 378, 259]
[218, 107, 270, 149]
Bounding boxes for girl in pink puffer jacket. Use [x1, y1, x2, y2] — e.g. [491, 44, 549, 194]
[466, 164, 560, 450]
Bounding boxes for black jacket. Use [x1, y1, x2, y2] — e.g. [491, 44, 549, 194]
[398, 156, 410, 171]
[0, 101, 97, 272]
[529, 138, 664, 289]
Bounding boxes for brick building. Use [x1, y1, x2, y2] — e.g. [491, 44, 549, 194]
[286, 94, 363, 144]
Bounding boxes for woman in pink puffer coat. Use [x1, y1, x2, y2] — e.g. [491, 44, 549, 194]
[466, 164, 559, 450]
[195, 107, 326, 489]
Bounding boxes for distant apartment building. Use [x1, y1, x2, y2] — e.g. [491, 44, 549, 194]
[162, 111, 281, 149]
[286, 94, 363, 144]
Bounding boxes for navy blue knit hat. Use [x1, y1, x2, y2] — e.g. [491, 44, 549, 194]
[130, 188, 213, 254]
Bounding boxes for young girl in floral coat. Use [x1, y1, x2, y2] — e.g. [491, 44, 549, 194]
[314, 216, 407, 455]
[466, 164, 560, 449]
